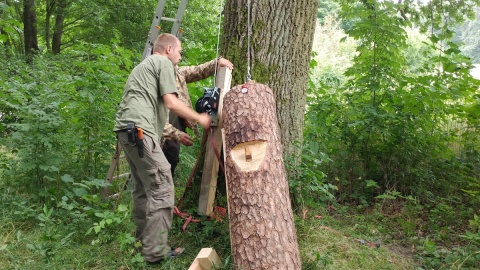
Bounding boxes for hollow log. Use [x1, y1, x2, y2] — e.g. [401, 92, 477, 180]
[223, 81, 301, 269]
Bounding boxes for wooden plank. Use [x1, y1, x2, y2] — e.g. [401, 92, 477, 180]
[188, 259, 202, 270]
[198, 67, 232, 215]
[198, 125, 221, 215]
[188, 248, 221, 270]
[222, 128, 234, 256]
[112, 172, 129, 180]
[197, 248, 221, 269]
[102, 140, 122, 198]
[216, 67, 233, 128]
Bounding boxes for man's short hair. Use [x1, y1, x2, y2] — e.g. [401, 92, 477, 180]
[153, 33, 179, 53]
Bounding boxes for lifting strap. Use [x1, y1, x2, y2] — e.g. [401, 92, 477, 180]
[213, 0, 224, 86]
[246, 0, 252, 82]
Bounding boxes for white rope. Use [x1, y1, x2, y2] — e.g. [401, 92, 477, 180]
[247, 0, 251, 81]
[213, 0, 224, 86]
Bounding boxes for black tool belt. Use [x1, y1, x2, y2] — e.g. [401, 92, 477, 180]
[126, 122, 144, 158]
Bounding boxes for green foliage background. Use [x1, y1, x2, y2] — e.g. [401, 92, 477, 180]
[304, 0, 480, 268]
[1, 0, 480, 268]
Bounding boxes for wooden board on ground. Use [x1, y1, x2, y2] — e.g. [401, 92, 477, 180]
[188, 248, 221, 270]
[198, 67, 232, 215]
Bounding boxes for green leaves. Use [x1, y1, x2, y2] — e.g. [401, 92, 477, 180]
[86, 205, 130, 241]
[306, 0, 480, 207]
[0, 2, 23, 53]
[61, 174, 74, 183]
[0, 40, 136, 207]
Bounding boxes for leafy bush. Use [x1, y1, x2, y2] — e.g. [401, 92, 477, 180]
[306, 0, 480, 205]
[0, 41, 139, 265]
[0, 42, 134, 200]
[286, 140, 336, 212]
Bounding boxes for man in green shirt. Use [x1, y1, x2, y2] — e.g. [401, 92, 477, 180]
[113, 33, 210, 264]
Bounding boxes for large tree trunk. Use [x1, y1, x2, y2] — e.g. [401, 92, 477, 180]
[52, 0, 67, 54]
[223, 82, 301, 269]
[221, 0, 317, 160]
[23, 0, 39, 55]
[45, 0, 56, 52]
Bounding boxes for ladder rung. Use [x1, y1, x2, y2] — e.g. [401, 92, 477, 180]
[112, 173, 130, 180]
[161, 17, 177, 22]
[142, 0, 188, 59]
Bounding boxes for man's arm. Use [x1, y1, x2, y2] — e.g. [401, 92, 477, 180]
[162, 58, 231, 142]
[163, 122, 194, 146]
[179, 57, 233, 83]
[179, 60, 215, 83]
[163, 93, 211, 129]
[164, 58, 232, 142]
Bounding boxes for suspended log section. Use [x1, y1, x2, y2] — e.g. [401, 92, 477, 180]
[222, 82, 301, 269]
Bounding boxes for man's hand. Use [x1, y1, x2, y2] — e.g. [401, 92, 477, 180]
[197, 113, 211, 129]
[218, 58, 234, 70]
[178, 133, 194, 146]
[164, 94, 210, 130]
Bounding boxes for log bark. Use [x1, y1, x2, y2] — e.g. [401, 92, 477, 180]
[223, 82, 301, 270]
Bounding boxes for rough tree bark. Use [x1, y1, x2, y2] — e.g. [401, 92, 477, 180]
[221, 0, 318, 160]
[52, 0, 68, 54]
[45, 0, 56, 52]
[223, 82, 301, 269]
[23, 0, 39, 55]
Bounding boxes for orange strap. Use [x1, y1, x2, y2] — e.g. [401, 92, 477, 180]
[173, 127, 227, 232]
[176, 130, 208, 208]
[173, 206, 201, 232]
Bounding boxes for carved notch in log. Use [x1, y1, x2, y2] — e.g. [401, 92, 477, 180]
[223, 82, 301, 270]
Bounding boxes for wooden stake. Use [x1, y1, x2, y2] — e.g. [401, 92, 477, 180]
[222, 128, 234, 257]
[102, 140, 122, 198]
[198, 67, 232, 215]
[245, 147, 252, 162]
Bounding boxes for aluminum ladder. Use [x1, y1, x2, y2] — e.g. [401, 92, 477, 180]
[142, 0, 188, 60]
